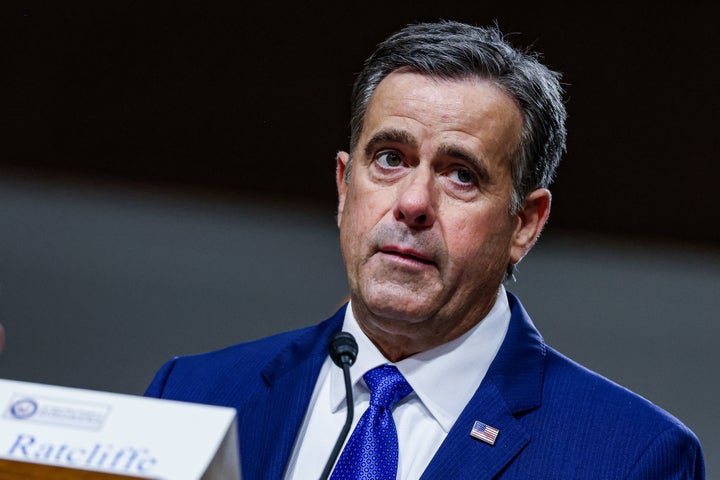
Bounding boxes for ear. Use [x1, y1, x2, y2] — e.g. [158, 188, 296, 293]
[509, 188, 552, 265]
[336, 151, 351, 228]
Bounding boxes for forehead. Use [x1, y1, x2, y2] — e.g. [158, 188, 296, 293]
[360, 72, 523, 161]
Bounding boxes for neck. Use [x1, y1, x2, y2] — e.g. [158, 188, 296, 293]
[350, 293, 498, 362]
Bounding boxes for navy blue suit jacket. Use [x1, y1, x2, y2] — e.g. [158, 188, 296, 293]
[146, 293, 704, 479]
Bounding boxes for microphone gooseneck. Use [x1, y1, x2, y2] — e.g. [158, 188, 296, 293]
[320, 331, 358, 480]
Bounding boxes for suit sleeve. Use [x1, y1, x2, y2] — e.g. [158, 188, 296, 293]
[626, 424, 705, 479]
[144, 357, 178, 398]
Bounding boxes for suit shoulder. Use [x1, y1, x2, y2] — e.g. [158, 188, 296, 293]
[539, 346, 703, 470]
[543, 346, 686, 430]
[145, 317, 339, 404]
[182, 324, 319, 370]
[508, 346, 705, 477]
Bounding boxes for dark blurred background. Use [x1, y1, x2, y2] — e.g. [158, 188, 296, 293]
[4, 2, 719, 244]
[2, 1, 719, 476]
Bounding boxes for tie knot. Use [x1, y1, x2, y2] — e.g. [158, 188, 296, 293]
[363, 365, 412, 409]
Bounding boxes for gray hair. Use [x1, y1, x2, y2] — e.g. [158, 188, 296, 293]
[348, 21, 567, 214]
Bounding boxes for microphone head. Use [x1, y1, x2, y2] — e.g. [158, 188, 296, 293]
[328, 331, 358, 367]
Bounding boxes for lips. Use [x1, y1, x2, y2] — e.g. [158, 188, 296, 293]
[378, 245, 436, 266]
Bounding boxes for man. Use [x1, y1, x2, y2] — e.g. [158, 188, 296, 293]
[146, 21, 704, 479]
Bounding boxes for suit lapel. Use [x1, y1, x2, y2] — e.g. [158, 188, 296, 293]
[421, 292, 545, 479]
[420, 380, 530, 479]
[237, 307, 345, 480]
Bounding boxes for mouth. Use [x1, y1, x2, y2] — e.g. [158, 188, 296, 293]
[378, 246, 436, 266]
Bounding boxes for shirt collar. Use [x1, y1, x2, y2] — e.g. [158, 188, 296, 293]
[330, 286, 511, 432]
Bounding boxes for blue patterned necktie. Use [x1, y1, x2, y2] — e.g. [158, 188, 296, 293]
[330, 364, 413, 480]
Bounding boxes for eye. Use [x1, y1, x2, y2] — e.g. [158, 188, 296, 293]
[449, 167, 476, 185]
[376, 151, 403, 168]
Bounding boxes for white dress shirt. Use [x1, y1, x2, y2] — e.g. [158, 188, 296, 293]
[284, 286, 511, 479]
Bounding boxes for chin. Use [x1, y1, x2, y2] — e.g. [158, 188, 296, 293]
[362, 292, 438, 324]
[351, 272, 444, 320]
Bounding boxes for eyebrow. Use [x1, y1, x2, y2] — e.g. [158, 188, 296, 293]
[363, 128, 418, 159]
[436, 143, 491, 183]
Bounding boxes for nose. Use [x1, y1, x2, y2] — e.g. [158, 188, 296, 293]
[393, 168, 436, 228]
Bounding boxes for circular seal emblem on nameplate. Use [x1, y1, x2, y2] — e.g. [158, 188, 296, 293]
[10, 398, 38, 419]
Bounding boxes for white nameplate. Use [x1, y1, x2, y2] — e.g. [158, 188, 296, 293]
[0, 379, 240, 479]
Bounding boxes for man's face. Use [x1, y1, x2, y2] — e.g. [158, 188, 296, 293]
[337, 72, 548, 357]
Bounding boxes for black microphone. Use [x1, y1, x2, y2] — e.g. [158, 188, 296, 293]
[319, 332, 358, 480]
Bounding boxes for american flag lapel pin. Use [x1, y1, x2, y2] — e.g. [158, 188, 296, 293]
[470, 420, 499, 446]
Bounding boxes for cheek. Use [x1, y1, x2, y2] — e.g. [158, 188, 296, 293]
[346, 185, 392, 230]
[340, 190, 380, 255]
[443, 210, 514, 267]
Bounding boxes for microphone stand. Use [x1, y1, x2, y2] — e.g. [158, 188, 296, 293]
[320, 332, 358, 480]
[319, 361, 354, 480]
